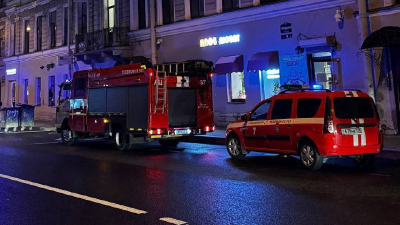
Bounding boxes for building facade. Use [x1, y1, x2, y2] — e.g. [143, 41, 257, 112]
[129, 0, 371, 128]
[1, 0, 400, 133]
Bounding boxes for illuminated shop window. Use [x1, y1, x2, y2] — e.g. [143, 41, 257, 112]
[35, 77, 41, 105]
[228, 72, 246, 102]
[259, 69, 280, 100]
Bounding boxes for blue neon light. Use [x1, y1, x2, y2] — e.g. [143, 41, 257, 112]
[312, 84, 323, 89]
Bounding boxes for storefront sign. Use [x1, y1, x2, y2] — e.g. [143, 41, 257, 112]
[279, 54, 309, 85]
[6, 68, 17, 75]
[200, 34, 241, 48]
[280, 22, 293, 39]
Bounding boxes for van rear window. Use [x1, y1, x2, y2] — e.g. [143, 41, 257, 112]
[333, 97, 374, 119]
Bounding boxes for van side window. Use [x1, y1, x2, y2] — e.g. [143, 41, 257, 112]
[271, 99, 292, 119]
[297, 98, 322, 118]
[250, 101, 271, 121]
[74, 78, 86, 97]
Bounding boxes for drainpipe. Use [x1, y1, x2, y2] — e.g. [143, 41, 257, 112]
[150, 0, 157, 65]
[67, 0, 72, 80]
[358, 0, 376, 100]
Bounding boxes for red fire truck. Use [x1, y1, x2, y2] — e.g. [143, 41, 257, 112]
[55, 58, 215, 150]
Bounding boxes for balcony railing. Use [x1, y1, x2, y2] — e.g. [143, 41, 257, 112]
[75, 27, 130, 54]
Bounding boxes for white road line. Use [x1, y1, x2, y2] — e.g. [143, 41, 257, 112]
[34, 142, 61, 145]
[0, 173, 147, 215]
[159, 217, 188, 225]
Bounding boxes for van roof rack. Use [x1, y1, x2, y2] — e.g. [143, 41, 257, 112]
[332, 89, 362, 92]
[279, 84, 331, 94]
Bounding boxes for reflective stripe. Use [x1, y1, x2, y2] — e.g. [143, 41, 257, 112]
[352, 119, 359, 146]
[344, 91, 351, 97]
[352, 91, 359, 97]
[360, 118, 366, 146]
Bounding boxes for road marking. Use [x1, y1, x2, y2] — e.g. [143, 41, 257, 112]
[0, 173, 147, 215]
[34, 142, 60, 145]
[159, 217, 188, 225]
[367, 173, 391, 177]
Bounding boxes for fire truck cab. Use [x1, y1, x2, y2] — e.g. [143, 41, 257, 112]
[55, 58, 214, 150]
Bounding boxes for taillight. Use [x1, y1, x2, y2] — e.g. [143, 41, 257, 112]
[324, 97, 334, 133]
[203, 126, 215, 132]
[324, 116, 334, 133]
[149, 128, 165, 135]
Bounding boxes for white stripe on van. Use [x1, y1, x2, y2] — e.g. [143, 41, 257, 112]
[352, 91, 359, 97]
[360, 118, 366, 146]
[351, 119, 359, 146]
[344, 91, 351, 97]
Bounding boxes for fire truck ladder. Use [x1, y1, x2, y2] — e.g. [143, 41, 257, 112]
[154, 71, 167, 114]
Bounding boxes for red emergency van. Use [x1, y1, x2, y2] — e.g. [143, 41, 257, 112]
[225, 86, 382, 170]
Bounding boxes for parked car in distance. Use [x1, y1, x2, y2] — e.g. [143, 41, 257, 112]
[225, 85, 383, 170]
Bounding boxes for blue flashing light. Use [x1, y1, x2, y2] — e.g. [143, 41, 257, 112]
[312, 84, 323, 89]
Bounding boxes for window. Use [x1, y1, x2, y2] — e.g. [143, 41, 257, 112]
[190, 0, 204, 19]
[0, 0, 4, 8]
[24, 20, 30, 53]
[23, 79, 29, 104]
[61, 74, 71, 101]
[81, 2, 87, 34]
[297, 99, 322, 118]
[11, 81, 16, 106]
[162, 0, 174, 25]
[228, 72, 246, 102]
[49, 11, 57, 48]
[35, 77, 41, 105]
[10, 24, 15, 56]
[48, 76, 55, 106]
[333, 97, 374, 119]
[222, 0, 239, 12]
[250, 101, 271, 121]
[74, 78, 86, 97]
[63, 7, 68, 45]
[138, 0, 146, 29]
[0, 28, 4, 57]
[36, 16, 42, 51]
[271, 99, 292, 119]
[107, 0, 115, 28]
[259, 70, 280, 100]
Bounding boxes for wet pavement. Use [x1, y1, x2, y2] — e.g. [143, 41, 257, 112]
[0, 131, 399, 225]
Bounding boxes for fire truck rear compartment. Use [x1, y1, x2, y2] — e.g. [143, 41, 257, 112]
[168, 88, 197, 128]
[88, 85, 148, 129]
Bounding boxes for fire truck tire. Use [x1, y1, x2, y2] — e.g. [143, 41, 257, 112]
[299, 141, 323, 171]
[226, 134, 246, 160]
[159, 139, 180, 148]
[114, 131, 131, 151]
[61, 127, 78, 145]
[353, 154, 375, 168]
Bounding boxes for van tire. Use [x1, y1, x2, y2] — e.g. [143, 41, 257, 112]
[226, 134, 246, 160]
[299, 141, 323, 171]
[159, 139, 180, 148]
[353, 154, 375, 168]
[114, 130, 131, 151]
[61, 126, 78, 146]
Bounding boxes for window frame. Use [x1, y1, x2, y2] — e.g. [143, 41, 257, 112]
[63, 7, 68, 45]
[250, 101, 271, 121]
[49, 10, 57, 48]
[107, 0, 116, 29]
[24, 20, 30, 54]
[271, 99, 293, 120]
[222, 0, 239, 12]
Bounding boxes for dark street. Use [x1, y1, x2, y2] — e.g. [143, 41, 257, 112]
[0, 131, 399, 225]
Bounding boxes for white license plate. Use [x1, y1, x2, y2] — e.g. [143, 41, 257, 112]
[175, 129, 189, 135]
[341, 128, 362, 135]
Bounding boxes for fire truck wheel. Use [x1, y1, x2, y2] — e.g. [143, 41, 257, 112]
[61, 127, 78, 145]
[114, 131, 131, 151]
[353, 154, 375, 168]
[226, 135, 246, 160]
[159, 139, 180, 148]
[299, 141, 323, 171]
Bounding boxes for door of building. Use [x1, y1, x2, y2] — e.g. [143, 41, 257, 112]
[10, 81, 16, 107]
[308, 52, 341, 90]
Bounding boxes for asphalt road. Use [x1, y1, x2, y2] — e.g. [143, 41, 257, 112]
[0, 131, 399, 225]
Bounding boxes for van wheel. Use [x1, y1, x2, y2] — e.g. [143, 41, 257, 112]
[353, 154, 375, 168]
[114, 131, 131, 151]
[299, 142, 323, 171]
[226, 135, 246, 160]
[159, 139, 180, 148]
[61, 126, 78, 145]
